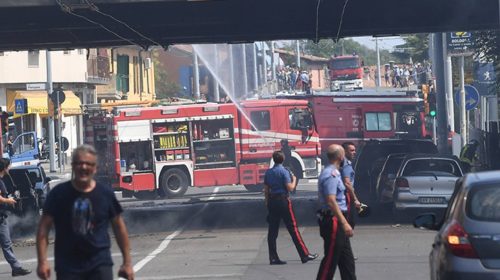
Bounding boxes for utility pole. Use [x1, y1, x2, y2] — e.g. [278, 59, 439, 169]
[375, 38, 382, 88]
[252, 43, 258, 91]
[193, 51, 200, 99]
[241, 44, 248, 97]
[459, 56, 467, 146]
[270, 41, 276, 81]
[442, 33, 455, 132]
[46, 51, 56, 172]
[432, 33, 449, 154]
[261, 42, 267, 86]
[213, 45, 220, 102]
[296, 40, 301, 68]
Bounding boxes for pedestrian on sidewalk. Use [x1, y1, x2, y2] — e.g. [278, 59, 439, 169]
[36, 144, 134, 280]
[316, 144, 356, 280]
[0, 158, 32, 277]
[264, 151, 318, 265]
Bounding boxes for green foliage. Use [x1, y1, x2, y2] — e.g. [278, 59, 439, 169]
[392, 34, 430, 63]
[152, 51, 182, 99]
[285, 39, 395, 66]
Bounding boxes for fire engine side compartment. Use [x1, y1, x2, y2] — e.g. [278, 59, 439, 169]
[193, 169, 238, 187]
[121, 172, 155, 191]
[238, 163, 269, 185]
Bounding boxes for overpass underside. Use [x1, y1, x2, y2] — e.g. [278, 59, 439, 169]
[0, 0, 498, 50]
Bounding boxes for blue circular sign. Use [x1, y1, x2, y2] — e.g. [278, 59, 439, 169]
[454, 85, 479, 111]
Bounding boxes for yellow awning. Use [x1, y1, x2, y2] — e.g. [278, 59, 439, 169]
[7, 90, 82, 117]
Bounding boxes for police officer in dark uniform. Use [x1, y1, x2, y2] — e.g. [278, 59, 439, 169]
[316, 145, 356, 280]
[264, 151, 318, 265]
[0, 158, 31, 277]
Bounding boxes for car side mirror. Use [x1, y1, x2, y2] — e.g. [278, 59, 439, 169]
[413, 213, 439, 230]
[45, 177, 52, 183]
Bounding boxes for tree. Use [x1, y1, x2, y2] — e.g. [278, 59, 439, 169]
[152, 51, 182, 99]
[392, 34, 430, 63]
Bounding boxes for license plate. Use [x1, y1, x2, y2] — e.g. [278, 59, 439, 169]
[418, 197, 446, 204]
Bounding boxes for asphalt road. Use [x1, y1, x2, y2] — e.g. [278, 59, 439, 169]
[0, 180, 436, 280]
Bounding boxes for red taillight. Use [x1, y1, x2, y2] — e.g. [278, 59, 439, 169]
[445, 220, 478, 258]
[395, 177, 409, 188]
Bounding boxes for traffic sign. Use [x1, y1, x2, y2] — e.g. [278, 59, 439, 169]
[447, 32, 474, 56]
[26, 83, 46, 91]
[51, 88, 66, 106]
[473, 62, 496, 96]
[455, 85, 479, 111]
[14, 99, 28, 114]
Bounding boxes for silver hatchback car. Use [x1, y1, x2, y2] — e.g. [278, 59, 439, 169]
[393, 154, 463, 212]
[414, 171, 500, 280]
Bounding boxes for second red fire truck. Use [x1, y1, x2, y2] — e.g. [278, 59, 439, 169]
[84, 99, 321, 199]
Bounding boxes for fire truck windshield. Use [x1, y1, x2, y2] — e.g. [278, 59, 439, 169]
[330, 58, 360, 70]
[289, 108, 313, 131]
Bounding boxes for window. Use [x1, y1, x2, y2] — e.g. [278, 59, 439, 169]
[365, 112, 391, 131]
[28, 51, 39, 67]
[467, 186, 500, 222]
[250, 111, 271, 131]
[402, 159, 462, 177]
[78, 49, 84, 55]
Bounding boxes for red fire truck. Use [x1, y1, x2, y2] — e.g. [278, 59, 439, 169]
[328, 55, 364, 91]
[83, 99, 321, 199]
[277, 90, 429, 152]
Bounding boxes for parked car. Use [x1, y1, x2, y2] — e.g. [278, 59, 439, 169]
[393, 154, 463, 213]
[3, 164, 52, 216]
[375, 153, 407, 204]
[414, 171, 500, 280]
[354, 139, 438, 202]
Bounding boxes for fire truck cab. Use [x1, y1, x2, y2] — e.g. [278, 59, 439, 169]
[84, 99, 321, 199]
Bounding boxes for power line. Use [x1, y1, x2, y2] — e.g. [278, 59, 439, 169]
[56, 0, 140, 47]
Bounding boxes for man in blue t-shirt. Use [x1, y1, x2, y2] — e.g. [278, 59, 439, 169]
[341, 142, 361, 228]
[264, 151, 317, 265]
[36, 145, 134, 280]
[316, 144, 356, 280]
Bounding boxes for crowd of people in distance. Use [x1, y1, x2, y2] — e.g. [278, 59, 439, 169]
[276, 66, 313, 93]
[384, 62, 433, 88]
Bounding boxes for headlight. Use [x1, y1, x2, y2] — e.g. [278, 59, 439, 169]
[302, 157, 317, 169]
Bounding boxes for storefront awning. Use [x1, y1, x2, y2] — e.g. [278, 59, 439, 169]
[7, 90, 82, 117]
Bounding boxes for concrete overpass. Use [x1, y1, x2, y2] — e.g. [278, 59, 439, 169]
[0, 0, 498, 50]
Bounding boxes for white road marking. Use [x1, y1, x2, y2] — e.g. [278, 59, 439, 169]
[131, 187, 220, 275]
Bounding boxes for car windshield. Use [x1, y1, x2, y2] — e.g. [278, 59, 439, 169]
[26, 168, 43, 182]
[467, 185, 500, 222]
[402, 159, 461, 177]
[330, 58, 360, 70]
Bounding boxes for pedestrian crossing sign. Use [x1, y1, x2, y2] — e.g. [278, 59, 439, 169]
[14, 99, 28, 114]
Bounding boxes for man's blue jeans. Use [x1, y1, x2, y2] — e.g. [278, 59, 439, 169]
[0, 217, 21, 269]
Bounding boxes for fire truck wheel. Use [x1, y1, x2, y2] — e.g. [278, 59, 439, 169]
[244, 184, 264, 192]
[160, 168, 189, 198]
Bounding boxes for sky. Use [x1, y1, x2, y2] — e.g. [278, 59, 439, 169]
[351, 36, 405, 51]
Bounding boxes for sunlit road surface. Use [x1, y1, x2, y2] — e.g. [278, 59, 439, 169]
[1, 181, 434, 280]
